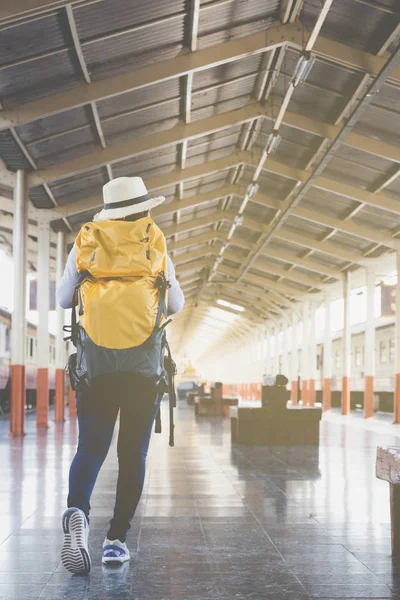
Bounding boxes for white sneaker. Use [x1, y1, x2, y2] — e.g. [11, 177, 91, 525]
[102, 537, 131, 564]
[61, 507, 91, 574]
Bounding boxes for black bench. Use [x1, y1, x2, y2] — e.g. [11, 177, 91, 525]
[230, 405, 322, 445]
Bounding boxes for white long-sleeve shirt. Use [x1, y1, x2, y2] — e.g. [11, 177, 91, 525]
[57, 245, 185, 315]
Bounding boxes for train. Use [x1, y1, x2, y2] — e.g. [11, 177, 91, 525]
[226, 317, 397, 413]
[274, 317, 396, 412]
[320, 318, 396, 412]
[0, 308, 56, 414]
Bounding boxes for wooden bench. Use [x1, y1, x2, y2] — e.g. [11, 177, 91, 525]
[376, 447, 400, 555]
[196, 395, 239, 417]
[230, 404, 322, 445]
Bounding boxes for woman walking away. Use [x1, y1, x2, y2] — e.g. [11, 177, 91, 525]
[57, 177, 184, 574]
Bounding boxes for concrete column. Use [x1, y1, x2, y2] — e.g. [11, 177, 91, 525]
[55, 231, 66, 422]
[394, 250, 400, 424]
[264, 328, 270, 376]
[309, 300, 317, 407]
[342, 271, 351, 415]
[291, 316, 298, 405]
[323, 295, 332, 412]
[273, 328, 280, 375]
[301, 300, 310, 406]
[282, 326, 289, 379]
[36, 220, 50, 428]
[364, 268, 376, 419]
[10, 170, 28, 436]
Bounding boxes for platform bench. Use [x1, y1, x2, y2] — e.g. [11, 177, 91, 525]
[230, 405, 322, 445]
[376, 447, 400, 555]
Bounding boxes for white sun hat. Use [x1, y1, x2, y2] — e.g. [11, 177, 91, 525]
[93, 177, 165, 222]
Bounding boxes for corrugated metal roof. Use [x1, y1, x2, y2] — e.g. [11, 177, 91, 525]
[97, 80, 180, 119]
[198, 0, 280, 46]
[103, 101, 181, 142]
[28, 127, 97, 168]
[16, 107, 90, 144]
[322, 155, 384, 190]
[191, 96, 253, 122]
[0, 51, 79, 107]
[0, 11, 66, 67]
[49, 169, 106, 204]
[0, 131, 32, 171]
[74, 0, 186, 41]
[302, 0, 396, 54]
[29, 185, 54, 209]
[193, 54, 262, 90]
[302, 187, 355, 218]
[353, 104, 400, 147]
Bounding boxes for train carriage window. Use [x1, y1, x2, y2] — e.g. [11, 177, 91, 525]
[380, 341, 388, 363]
[390, 339, 395, 363]
[5, 327, 10, 353]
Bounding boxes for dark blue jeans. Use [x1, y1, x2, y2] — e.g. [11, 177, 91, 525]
[67, 372, 160, 542]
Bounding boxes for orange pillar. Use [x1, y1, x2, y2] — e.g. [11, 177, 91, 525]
[36, 368, 49, 428]
[69, 383, 77, 417]
[395, 375, 400, 424]
[291, 380, 298, 406]
[309, 379, 316, 407]
[323, 378, 331, 412]
[364, 376, 374, 419]
[55, 369, 65, 422]
[10, 365, 26, 436]
[302, 380, 309, 406]
[342, 376, 351, 416]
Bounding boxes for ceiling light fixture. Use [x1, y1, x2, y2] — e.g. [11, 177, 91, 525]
[292, 52, 315, 87]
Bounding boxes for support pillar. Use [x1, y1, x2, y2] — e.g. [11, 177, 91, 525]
[282, 326, 288, 379]
[301, 301, 310, 406]
[342, 271, 351, 415]
[264, 327, 270, 377]
[309, 301, 317, 407]
[10, 170, 28, 437]
[36, 220, 50, 428]
[323, 295, 332, 412]
[394, 249, 400, 424]
[273, 328, 280, 375]
[364, 268, 376, 419]
[55, 232, 66, 422]
[291, 316, 298, 405]
[68, 381, 77, 417]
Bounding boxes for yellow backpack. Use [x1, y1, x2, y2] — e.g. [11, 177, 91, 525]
[75, 217, 168, 350]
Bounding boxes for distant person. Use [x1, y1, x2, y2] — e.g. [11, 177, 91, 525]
[57, 177, 184, 574]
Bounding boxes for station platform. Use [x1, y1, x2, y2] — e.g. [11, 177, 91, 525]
[1, 403, 399, 599]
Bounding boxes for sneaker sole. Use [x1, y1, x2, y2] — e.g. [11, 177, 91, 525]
[102, 554, 131, 564]
[61, 508, 91, 574]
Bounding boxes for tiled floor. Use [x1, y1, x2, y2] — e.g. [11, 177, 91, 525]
[1, 403, 400, 599]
